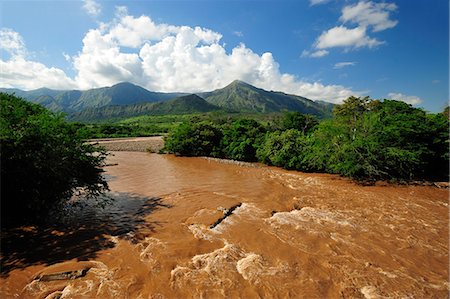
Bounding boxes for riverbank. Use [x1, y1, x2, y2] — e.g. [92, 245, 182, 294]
[93, 136, 449, 188]
[91, 136, 165, 152]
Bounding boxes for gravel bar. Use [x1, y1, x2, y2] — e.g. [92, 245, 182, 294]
[90, 136, 165, 152]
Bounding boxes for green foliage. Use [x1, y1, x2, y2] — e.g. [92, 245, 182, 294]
[308, 98, 449, 181]
[164, 120, 223, 157]
[257, 129, 309, 169]
[69, 94, 220, 122]
[0, 93, 108, 226]
[279, 111, 319, 133]
[163, 96, 449, 182]
[221, 119, 266, 161]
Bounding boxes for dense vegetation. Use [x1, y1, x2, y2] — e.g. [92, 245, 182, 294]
[165, 96, 449, 182]
[0, 93, 109, 226]
[68, 94, 221, 122]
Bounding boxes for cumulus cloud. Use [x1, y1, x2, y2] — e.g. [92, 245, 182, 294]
[0, 28, 76, 90]
[0, 28, 27, 57]
[1, 10, 358, 104]
[315, 26, 383, 49]
[305, 1, 397, 56]
[340, 1, 398, 32]
[70, 8, 356, 103]
[388, 92, 422, 105]
[82, 0, 101, 17]
[0, 57, 77, 90]
[333, 61, 356, 69]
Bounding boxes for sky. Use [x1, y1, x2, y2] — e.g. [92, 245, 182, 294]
[0, 0, 448, 112]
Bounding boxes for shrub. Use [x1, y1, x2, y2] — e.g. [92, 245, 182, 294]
[221, 119, 265, 161]
[0, 93, 108, 226]
[279, 111, 318, 134]
[164, 120, 223, 156]
[257, 129, 309, 169]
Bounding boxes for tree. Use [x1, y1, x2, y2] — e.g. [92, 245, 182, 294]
[279, 111, 319, 134]
[308, 99, 449, 181]
[257, 129, 309, 169]
[221, 119, 265, 161]
[164, 120, 223, 157]
[0, 93, 109, 226]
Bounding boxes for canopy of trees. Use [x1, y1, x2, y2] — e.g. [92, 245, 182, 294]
[1, 93, 108, 226]
[164, 97, 449, 182]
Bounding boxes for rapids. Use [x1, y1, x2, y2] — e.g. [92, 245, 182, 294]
[1, 151, 448, 298]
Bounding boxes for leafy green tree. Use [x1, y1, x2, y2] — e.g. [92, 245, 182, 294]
[279, 111, 319, 134]
[257, 129, 309, 169]
[308, 98, 449, 181]
[0, 93, 108, 226]
[221, 119, 265, 161]
[443, 106, 449, 119]
[164, 120, 223, 156]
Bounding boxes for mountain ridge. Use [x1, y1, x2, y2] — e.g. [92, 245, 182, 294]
[0, 82, 186, 113]
[0, 80, 334, 119]
[69, 94, 220, 121]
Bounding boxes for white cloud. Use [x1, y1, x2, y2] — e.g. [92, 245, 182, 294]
[302, 49, 329, 58]
[0, 28, 76, 90]
[82, 0, 101, 17]
[70, 9, 356, 103]
[333, 61, 356, 69]
[306, 1, 397, 57]
[1, 12, 358, 104]
[315, 25, 383, 49]
[388, 92, 422, 105]
[0, 56, 77, 90]
[340, 1, 398, 32]
[0, 28, 27, 57]
[309, 0, 329, 6]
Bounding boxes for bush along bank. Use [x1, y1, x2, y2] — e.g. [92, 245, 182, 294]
[164, 96, 449, 183]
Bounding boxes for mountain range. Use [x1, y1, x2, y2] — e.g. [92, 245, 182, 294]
[0, 80, 334, 121]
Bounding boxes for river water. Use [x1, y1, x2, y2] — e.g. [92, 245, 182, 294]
[1, 151, 448, 298]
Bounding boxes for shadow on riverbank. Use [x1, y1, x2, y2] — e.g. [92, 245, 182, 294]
[0, 192, 171, 277]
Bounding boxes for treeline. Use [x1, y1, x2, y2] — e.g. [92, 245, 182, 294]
[74, 123, 167, 138]
[164, 96, 449, 182]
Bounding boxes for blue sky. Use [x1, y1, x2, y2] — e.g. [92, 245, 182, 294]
[0, 0, 448, 112]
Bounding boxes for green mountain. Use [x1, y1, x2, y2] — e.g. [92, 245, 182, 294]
[69, 94, 220, 122]
[200, 80, 332, 117]
[1, 80, 334, 120]
[0, 82, 185, 113]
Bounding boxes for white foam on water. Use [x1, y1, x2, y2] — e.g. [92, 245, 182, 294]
[360, 286, 380, 299]
[268, 207, 354, 228]
[137, 237, 167, 269]
[170, 243, 245, 289]
[236, 253, 289, 285]
[188, 224, 218, 241]
[210, 203, 264, 234]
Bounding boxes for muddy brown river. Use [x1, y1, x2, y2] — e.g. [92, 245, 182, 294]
[1, 151, 448, 298]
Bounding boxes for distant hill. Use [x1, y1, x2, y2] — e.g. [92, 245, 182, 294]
[69, 94, 221, 122]
[200, 80, 332, 117]
[1, 80, 334, 120]
[0, 82, 185, 113]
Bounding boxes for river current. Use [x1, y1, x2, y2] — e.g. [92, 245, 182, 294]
[1, 151, 448, 298]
